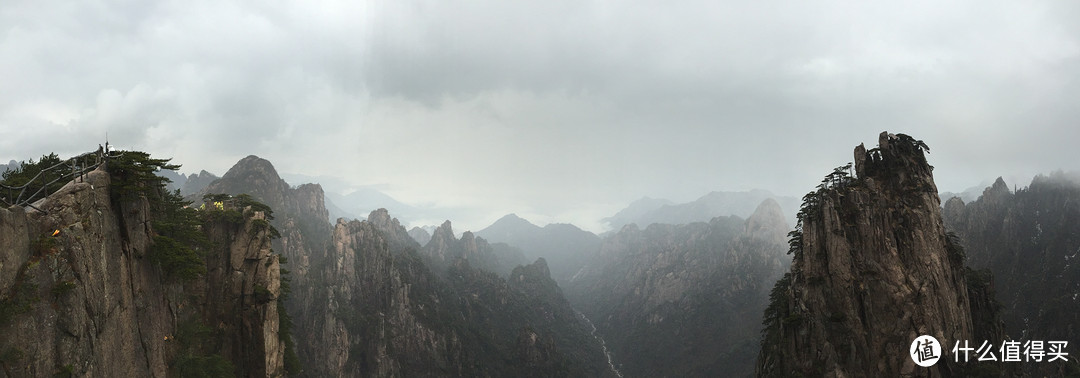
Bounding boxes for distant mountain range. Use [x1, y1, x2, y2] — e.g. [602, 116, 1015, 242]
[325, 188, 416, 223]
[281, 171, 803, 240]
[940, 171, 1080, 204]
[476, 214, 602, 285]
[472, 192, 803, 285]
[1, 159, 18, 175]
[157, 169, 219, 197]
[604, 190, 799, 232]
[280, 172, 429, 226]
[407, 226, 432, 245]
[323, 195, 356, 223]
[602, 197, 673, 229]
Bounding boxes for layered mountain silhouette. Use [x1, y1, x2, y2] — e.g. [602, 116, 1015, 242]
[407, 225, 432, 245]
[180, 170, 219, 196]
[325, 188, 416, 222]
[477, 214, 602, 284]
[10, 142, 1080, 377]
[157, 169, 218, 197]
[187, 155, 612, 376]
[601, 196, 674, 229]
[605, 190, 799, 232]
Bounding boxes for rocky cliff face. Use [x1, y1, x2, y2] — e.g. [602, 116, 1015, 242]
[757, 132, 1004, 377]
[197, 155, 330, 374]
[943, 173, 1080, 375]
[568, 198, 790, 377]
[0, 165, 283, 377]
[306, 215, 456, 376]
[197, 200, 286, 377]
[294, 209, 611, 376]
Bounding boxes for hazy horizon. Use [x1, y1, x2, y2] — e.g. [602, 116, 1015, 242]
[3, 1, 1078, 233]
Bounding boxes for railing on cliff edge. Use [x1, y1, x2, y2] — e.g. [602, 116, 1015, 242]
[0, 144, 125, 213]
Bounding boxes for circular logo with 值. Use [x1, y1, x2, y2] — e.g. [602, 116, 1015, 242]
[910, 335, 942, 367]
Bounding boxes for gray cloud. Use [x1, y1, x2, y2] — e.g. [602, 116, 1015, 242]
[2, 0, 1079, 232]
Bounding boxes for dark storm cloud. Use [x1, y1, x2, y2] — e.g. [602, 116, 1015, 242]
[2, 0, 1079, 231]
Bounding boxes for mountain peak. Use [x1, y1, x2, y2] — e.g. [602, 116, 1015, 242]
[509, 258, 556, 295]
[368, 208, 392, 226]
[976, 176, 1012, 204]
[989, 176, 1009, 193]
[759, 132, 999, 376]
[852, 131, 935, 195]
[750, 197, 783, 219]
[511, 258, 552, 284]
[407, 226, 432, 245]
[200, 156, 329, 240]
[203, 155, 291, 207]
[745, 198, 788, 242]
[363, 208, 420, 252]
[224, 155, 280, 180]
[476, 213, 542, 243]
[432, 220, 455, 241]
[532, 257, 549, 273]
[494, 213, 537, 227]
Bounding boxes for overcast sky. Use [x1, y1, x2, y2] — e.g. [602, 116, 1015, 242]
[3, 0, 1079, 232]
